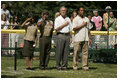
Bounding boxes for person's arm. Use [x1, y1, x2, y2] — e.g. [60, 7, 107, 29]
[21, 17, 32, 27]
[34, 29, 38, 47]
[103, 13, 108, 29]
[55, 21, 69, 31]
[73, 22, 87, 31]
[34, 36, 38, 47]
[49, 21, 54, 37]
[37, 19, 44, 27]
[8, 11, 11, 22]
[1, 21, 6, 26]
[4, 11, 10, 22]
[89, 29, 91, 45]
[109, 22, 114, 26]
[70, 31, 72, 43]
[69, 19, 72, 43]
[37, 19, 45, 27]
[115, 19, 117, 30]
[10, 24, 13, 29]
[10, 23, 14, 29]
[37, 15, 47, 27]
[106, 18, 114, 28]
[1, 21, 6, 28]
[99, 16, 102, 31]
[87, 19, 91, 44]
[99, 21, 102, 31]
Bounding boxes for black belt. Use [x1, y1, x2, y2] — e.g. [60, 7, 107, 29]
[57, 32, 69, 35]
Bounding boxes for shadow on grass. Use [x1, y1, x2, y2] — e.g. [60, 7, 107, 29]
[68, 67, 97, 70]
[1, 75, 17, 78]
[28, 76, 55, 78]
[89, 67, 97, 70]
[33, 66, 97, 70]
[33, 67, 57, 70]
[1, 75, 55, 78]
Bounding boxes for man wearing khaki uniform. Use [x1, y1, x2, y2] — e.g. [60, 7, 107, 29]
[73, 6, 91, 70]
[37, 10, 53, 70]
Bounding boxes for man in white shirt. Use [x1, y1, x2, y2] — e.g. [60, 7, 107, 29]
[73, 6, 91, 71]
[54, 6, 72, 70]
[1, 3, 11, 22]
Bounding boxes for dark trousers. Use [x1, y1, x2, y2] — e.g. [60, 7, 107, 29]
[39, 36, 51, 67]
[56, 34, 70, 68]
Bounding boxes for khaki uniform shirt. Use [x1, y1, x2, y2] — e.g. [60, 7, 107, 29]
[38, 19, 53, 37]
[24, 22, 38, 42]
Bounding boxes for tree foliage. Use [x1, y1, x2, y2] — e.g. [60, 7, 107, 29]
[1, 1, 117, 23]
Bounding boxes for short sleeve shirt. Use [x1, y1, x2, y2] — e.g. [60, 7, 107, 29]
[24, 22, 38, 42]
[54, 15, 72, 33]
[73, 15, 90, 42]
[37, 18, 53, 37]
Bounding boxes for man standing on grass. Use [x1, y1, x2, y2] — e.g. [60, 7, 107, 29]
[37, 10, 53, 70]
[54, 6, 72, 70]
[73, 6, 91, 71]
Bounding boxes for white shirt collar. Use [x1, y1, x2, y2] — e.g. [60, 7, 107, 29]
[59, 15, 68, 19]
[77, 15, 86, 19]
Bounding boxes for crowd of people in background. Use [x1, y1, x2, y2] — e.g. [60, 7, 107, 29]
[1, 3, 117, 31]
[1, 3, 117, 70]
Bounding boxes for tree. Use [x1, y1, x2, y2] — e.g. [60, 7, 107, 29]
[1, 1, 117, 24]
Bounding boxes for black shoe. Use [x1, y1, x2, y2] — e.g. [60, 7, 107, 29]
[29, 68, 35, 70]
[26, 67, 30, 70]
[45, 67, 48, 70]
[26, 67, 34, 70]
[40, 67, 45, 70]
[57, 67, 61, 70]
[62, 67, 67, 70]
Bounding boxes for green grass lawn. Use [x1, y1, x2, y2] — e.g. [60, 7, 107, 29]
[1, 56, 117, 78]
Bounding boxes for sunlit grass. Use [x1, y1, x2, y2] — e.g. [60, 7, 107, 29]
[1, 56, 117, 78]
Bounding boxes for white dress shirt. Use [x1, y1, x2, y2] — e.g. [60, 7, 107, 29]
[73, 15, 90, 42]
[54, 15, 72, 33]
